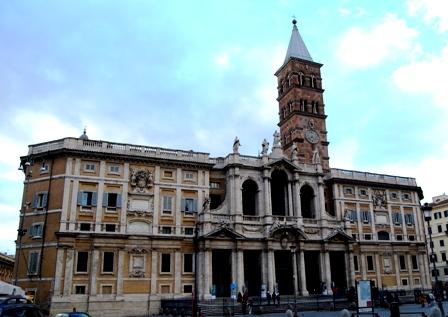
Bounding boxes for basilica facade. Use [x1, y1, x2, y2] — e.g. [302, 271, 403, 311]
[14, 21, 429, 316]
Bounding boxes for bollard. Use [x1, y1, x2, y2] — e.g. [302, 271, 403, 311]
[390, 301, 400, 317]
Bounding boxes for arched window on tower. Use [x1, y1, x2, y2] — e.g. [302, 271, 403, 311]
[271, 170, 289, 216]
[311, 76, 317, 88]
[299, 72, 304, 86]
[312, 102, 318, 114]
[242, 179, 258, 216]
[301, 185, 315, 218]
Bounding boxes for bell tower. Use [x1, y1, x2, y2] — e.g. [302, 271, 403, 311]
[275, 19, 330, 172]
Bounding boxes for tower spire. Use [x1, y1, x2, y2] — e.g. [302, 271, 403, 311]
[284, 19, 313, 64]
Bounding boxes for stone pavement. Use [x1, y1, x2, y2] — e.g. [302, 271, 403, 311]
[231, 303, 448, 317]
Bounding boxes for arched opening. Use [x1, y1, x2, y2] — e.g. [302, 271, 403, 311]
[242, 179, 258, 215]
[301, 185, 315, 218]
[378, 231, 390, 240]
[271, 170, 289, 216]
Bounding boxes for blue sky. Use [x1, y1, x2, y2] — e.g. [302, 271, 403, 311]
[1, 0, 447, 254]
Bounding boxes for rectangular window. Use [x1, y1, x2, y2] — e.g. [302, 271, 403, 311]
[84, 163, 96, 172]
[210, 182, 220, 189]
[109, 165, 120, 174]
[390, 192, 398, 199]
[161, 254, 171, 273]
[103, 252, 114, 273]
[103, 192, 121, 210]
[182, 198, 197, 213]
[359, 189, 368, 196]
[439, 225, 443, 233]
[399, 255, 406, 270]
[364, 234, 372, 240]
[183, 285, 193, 293]
[75, 285, 86, 294]
[444, 268, 448, 275]
[29, 223, 43, 238]
[79, 223, 91, 231]
[366, 256, 374, 271]
[402, 193, 411, 200]
[28, 251, 40, 275]
[184, 171, 194, 180]
[396, 235, 403, 241]
[409, 235, 415, 241]
[161, 227, 172, 234]
[105, 224, 116, 232]
[32, 192, 48, 209]
[76, 251, 89, 273]
[442, 253, 447, 262]
[401, 278, 408, 286]
[40, 163, 49, 174]
[162, 196, 173, 214]
[392, 213, 402, 225]
[411, 255, 419, 270]
[361, 211, 370, 223]
[183, 254, 193, 273]
[404, 214, 415, 225]
[344, 187, 354, 195]
[77, 191, 97, 208]
[184, 227, 194, 235]
[353, 255, 359, 271]
[445, 210, 448, 218]
[441, 240, 445, 247]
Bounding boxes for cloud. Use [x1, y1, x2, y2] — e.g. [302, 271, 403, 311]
[338, 8, 351, 16]
[336, 14, 419, 70]
[392, 44, 448, 110]
[407, 0, 448, 32]
[330, 138, 359, 170]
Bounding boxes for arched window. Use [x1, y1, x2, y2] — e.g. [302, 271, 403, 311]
[271, 170, 289, 216]
[299, 72, 304, 86]
[242, 179, 258, 215]
[311, 76, 316, 88]
[301, 185, 315, 218]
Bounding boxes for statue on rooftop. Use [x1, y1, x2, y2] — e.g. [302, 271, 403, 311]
[261, 138, 269, 155]
[273, 131, 281, 148]
[233, 136, 241, 154]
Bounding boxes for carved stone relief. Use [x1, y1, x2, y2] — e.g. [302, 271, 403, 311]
[130, 168, 153, 193]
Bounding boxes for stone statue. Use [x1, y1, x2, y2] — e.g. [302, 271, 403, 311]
[202, 196, 210, 211]
[312, 147, 321, 164]
[233, 136, 241, 154]
[273, 131, 281, 148]
[261, 138, 269, 155]
[291, 142, 298, 161]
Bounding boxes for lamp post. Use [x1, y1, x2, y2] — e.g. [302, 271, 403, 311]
[193, 223, 199, 317]
[290, 245, 297, 317]
[422, 202, 445, 314]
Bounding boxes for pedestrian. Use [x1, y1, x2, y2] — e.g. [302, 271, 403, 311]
[242, 289, 249, 315]
[276, 292, 280, 305]
[272, 291, 276, 305]
[267, 290, 271, 305]
[237, 291, 242, 303]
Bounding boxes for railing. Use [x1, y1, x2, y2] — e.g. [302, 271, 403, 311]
[28, 137, 211, 163]
[330, 168, 417, 186]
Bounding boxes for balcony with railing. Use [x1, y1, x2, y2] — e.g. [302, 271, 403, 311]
[330, 168, 417, 186]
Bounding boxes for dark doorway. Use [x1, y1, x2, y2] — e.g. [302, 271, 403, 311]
[242, 180, 258, 215]
[271, 170, 288, 216]
[330, 251, 347, 294]
[301, 185, 315, 218]
[212, 250, 232, 297]
[244, 250, 262, 296]
[274, 250, 294, 295]
[304, 251, 320, 294]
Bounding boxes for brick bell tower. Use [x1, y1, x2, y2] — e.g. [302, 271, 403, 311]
[275, 19, 330, 172]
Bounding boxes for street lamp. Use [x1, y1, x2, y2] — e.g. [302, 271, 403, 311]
[422, 202, 444, 314]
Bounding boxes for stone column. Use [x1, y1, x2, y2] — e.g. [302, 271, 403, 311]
[95, 182, 104, 232]
[360, 254, 367, 280]
[150, 250, 158, 294]
[63, 249, 74, 296]
[261, 250, 268, 291]
[323, 251, 332, 294]
[292, 250, 298, 295]
[407, 254, 414, 289]
[374, 253, 382, 288]
[287, 183, 293, 217]
[234, 167, 242, 215]
[121, 164, 129, 233]
[263, 173, 271, 216]
[394, 254, 401, 287]
[69, 180, 79, 231]
[347, 251, 355, 287]
[174, 251, 181, 294]
[90, 249, 99, 295]
[299, 249, 308, 295]
[237, 249, 244, 293]
[117, 250, 124, 296]
[267, 249, 275, 292]
[204, 249, 211, 297]
[53, 249, 65, 296]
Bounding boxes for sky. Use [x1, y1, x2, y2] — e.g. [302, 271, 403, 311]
[1, 0, 447, 254]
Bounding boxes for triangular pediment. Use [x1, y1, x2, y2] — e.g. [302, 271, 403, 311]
[204, 226, 245, 240]
[325, 228, 354, 242]
[269, 223, 307, 240]
[266, 158, 299, 172]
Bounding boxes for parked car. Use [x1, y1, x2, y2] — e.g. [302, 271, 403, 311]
[0, 296, 45, 317]
[54, 312, 92, 317]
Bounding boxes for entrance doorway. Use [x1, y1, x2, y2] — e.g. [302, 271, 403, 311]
[274, 250, 294, 295]
[304, 251, 321, 294]
[212, 250, 232, 297]
[330, 251, 347, 294]
[244, 250, 262, 296]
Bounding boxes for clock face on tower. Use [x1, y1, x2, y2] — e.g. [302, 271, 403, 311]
[305, 130, 320, 144]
